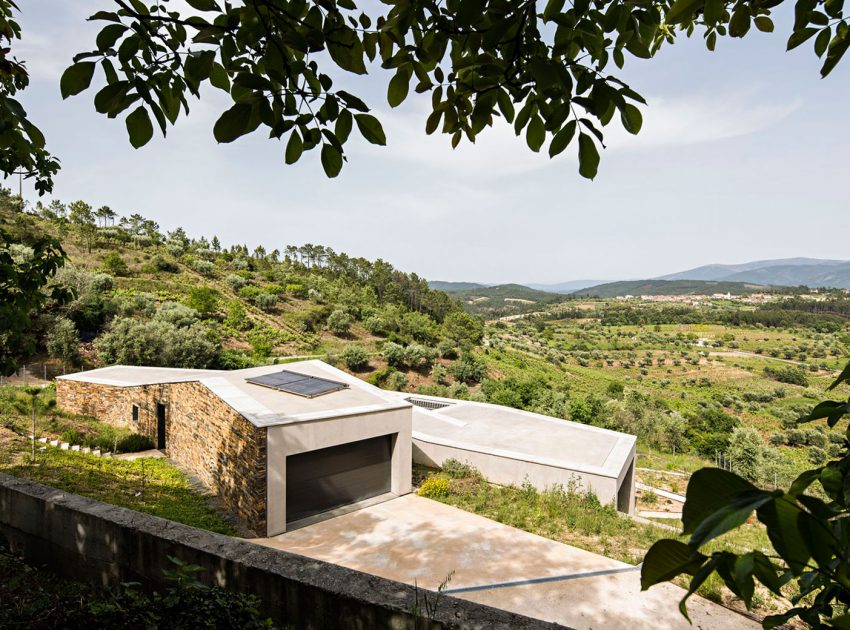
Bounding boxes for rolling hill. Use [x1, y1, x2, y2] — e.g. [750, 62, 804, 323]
[428, 280, 488, 292]
[573, 279, 778, 298]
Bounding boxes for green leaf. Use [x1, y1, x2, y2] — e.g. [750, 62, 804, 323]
[285, 131, 303, 164]
[799, 399, 849, 427]
[354, 114, 386, 145]
[729, 7, 751, 37]
[209, 63, 230, 92]
[387, 69, 411, 108]
[756, 494, 812, 575]
[682, 468, 760, 534]
[688, 490, 774, 548]
[213, 103, 252, 143]
[620, 104, 642, 135]
[577, 133, 599, 180]
[60, 62, 96, 99]
[320, 143, 343, 178]
[185, 0, 219, 10]
[125, 106, 153, 149]
[828, 360, 850, 390]
[543, 0, 566, 20]
[641, 540, 707, 589]
[754, 16, 774, 33]
[96, 24, 127, 51]
[666, 0, 703, 24]
[549, 120, 577, 158]
[815, 28, 832, 57]
[787, 27, 818, 50]
[526, 115, 545, 152]
[336, 110, 353, 143]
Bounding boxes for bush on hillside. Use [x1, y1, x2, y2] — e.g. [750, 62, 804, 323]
[404, 343, 438, 369]
[326, 309, 352, 335]
[381, 341, 405, 366]
[102, 252, 130, 276]
[449, 353, 487, 384]
[763, 365, 809, 387]
[46, 318, 80, 366]
[116, 433, 155, 453]
[254, 292, 277, 312]
[96, 319, 219, 368]
[154, 302, 200, 328]
[340, 345, 369, 371]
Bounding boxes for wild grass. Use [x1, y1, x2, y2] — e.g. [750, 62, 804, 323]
[0, 433, 235, 535]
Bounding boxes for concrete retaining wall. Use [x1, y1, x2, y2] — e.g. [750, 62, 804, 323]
[0, 474, 564, 630]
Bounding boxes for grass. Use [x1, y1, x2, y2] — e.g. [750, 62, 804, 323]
[0, 430, 236, 535]
[416, 465, 785, 616]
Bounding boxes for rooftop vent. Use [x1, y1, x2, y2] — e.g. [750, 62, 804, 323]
[246, 370, 348, 398]
[406, 397, 454, 411]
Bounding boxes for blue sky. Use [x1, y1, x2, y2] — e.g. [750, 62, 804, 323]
[12, 1, 850, 284]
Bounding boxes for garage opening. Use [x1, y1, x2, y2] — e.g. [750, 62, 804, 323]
[286, 434, 393, 524]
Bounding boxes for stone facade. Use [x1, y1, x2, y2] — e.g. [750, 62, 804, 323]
[56, 379, 268, 534]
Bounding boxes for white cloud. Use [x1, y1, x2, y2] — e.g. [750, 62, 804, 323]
[352, 89, 799, 179]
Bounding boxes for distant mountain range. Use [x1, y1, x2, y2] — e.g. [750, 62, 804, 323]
[656, 257, 850, 288]
[431, 258, 850, 301]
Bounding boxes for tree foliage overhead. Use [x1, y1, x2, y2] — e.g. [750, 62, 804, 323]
[0, 1, 59, 194]
[40, 0, 843, 184]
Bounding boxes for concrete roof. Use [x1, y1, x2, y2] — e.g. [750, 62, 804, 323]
[59, 361, 409, 428]
[403, 394, 635, 479]
[56, 365, 223, 386]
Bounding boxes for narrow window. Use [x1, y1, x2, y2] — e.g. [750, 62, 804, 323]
[132, 404, 139, 424]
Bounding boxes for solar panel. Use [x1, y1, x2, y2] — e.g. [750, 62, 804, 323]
[246, 370, 348, 398]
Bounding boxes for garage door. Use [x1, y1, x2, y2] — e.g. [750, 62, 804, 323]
[286, 435, 392, 523]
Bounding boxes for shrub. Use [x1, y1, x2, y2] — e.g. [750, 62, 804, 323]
[46, 318, 80, 366]
[441, 458, 481, 480]
[418, 476, 451, 498]
[186, 287, 220, 317]
[364, 315, 387, 335]
[431, 363, 448, 385]
[150, 254, 179, 273]
[386, 370, 408, 391]
[96, 319, 219, 368]
[154, 302, 199, 328]
[340, 345, 369, 371]
[102, 252, 130, 276]
[189, 259, 215, 277]
[764, 365, 809, 387]
[116, 433, 154, 453]
[448, 352, 487, 384]
[254, 292, 277, 311]
[326, 309, 352, 335]
[404, 343, 438, 369]
[226, 274, 246, 290]
[382, 341, 405, 366]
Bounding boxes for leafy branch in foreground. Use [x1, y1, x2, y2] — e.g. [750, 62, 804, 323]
[0, 1, 59, 195]
[51, 0, 847, 180]
[641, 362, 850, 629]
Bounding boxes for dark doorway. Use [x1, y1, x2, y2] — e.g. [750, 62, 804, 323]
[286, 435, 392, 524]
[156, 403, 166, 450]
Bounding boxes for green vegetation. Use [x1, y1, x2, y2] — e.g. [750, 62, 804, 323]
[0, 546, 274, 629]
[574, 279, 781, 297]
[417, 461, 779, 613]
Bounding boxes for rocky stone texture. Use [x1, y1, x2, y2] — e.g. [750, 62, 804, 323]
[56, 379, 267, 534]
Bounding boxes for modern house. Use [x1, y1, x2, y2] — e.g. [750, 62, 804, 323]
[56, 360, 635, 536]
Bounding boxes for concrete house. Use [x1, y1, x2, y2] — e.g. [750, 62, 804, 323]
[57, 360, 635, 536]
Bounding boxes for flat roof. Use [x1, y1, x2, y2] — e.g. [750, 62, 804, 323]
[405, 395, 635, 478]
[59, 361, 408, 428]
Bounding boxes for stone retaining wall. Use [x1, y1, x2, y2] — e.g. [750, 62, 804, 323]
[0, 474, 564, 630]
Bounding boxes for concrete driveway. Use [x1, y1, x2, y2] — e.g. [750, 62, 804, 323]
[250, 495, 759, 629]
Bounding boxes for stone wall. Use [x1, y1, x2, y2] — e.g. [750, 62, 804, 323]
[167, 381, 267, 534]
[56, 378, 268, 534]
[0, 474, 562, 630]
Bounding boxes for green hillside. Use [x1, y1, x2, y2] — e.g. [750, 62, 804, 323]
[451, 283, 568, 318]
[2, 190, 485, 392]
[574, 279, 784, 297]
[428, 280, 487, 292]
